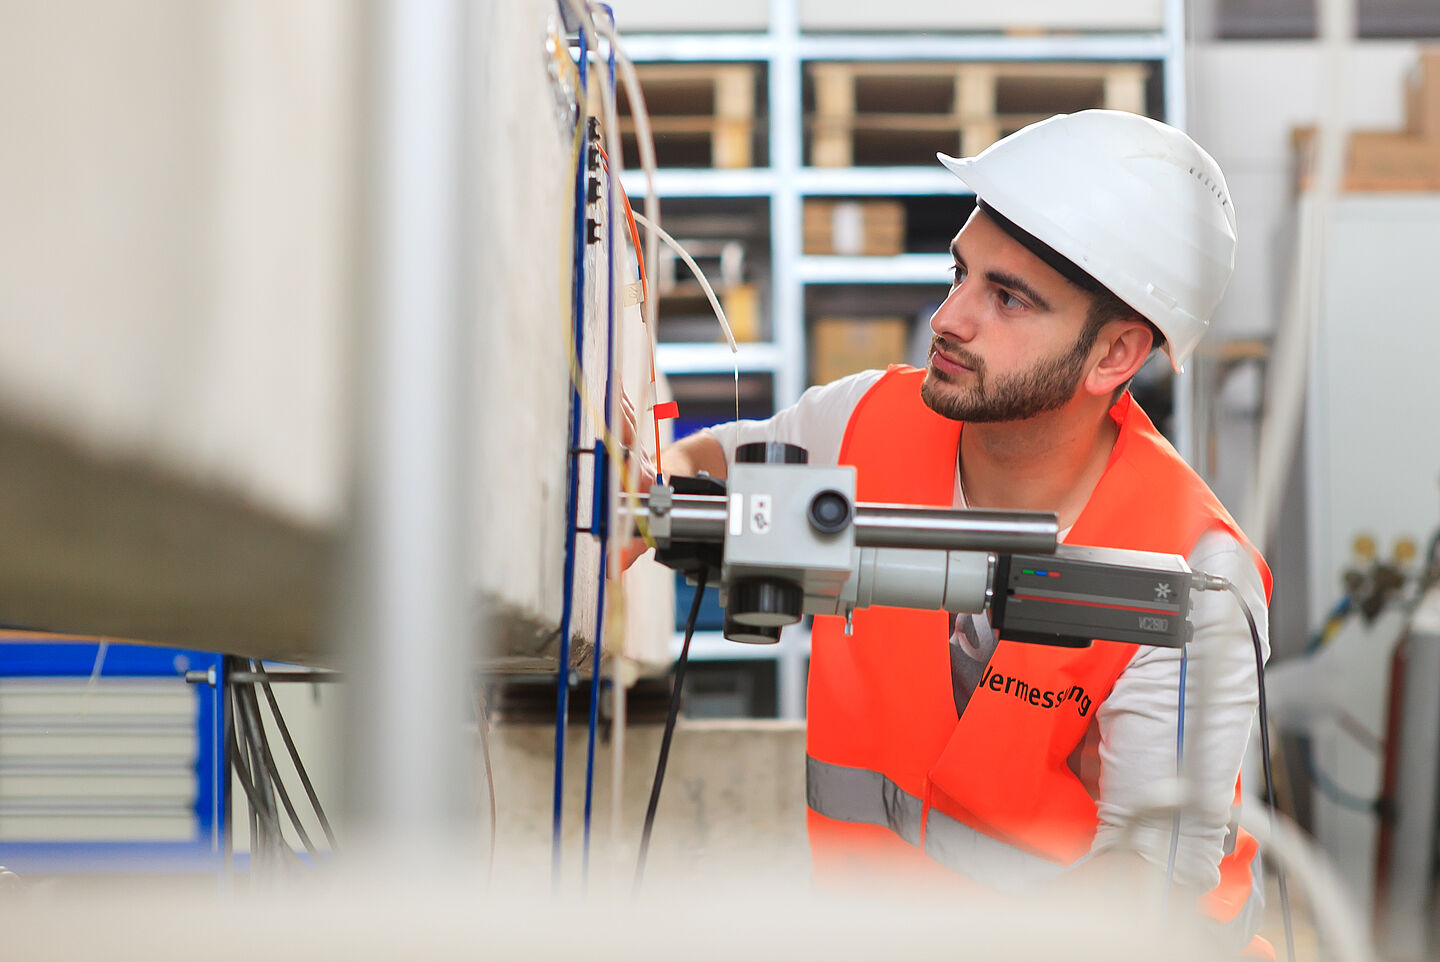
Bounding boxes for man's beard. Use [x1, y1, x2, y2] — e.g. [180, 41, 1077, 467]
[920, 328, 1097, 423]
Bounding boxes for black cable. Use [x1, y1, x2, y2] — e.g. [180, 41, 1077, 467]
[233, 679, 298, 866]
[240, 688, 278, 829]
[236, 669, 319, 858]
[252, 660, 338, 850]
[226, 687, 279, 861]
[1223, 579, 1296, 962]
[242, 690, 281, 865]
[228, 680, 263, 860]
[634, 566, 708, 890]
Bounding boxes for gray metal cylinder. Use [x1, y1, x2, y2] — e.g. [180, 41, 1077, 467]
[853, 506, 1057, 553]
[622, 492, 1055, 554]
[854, 549, 994, 615]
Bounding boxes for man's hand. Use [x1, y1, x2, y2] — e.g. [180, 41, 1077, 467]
[618, 389, 657, 571]
[619, 389, 656, 495]
[614, 388, 730, 571]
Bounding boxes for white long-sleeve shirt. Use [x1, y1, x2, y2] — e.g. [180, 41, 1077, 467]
[702, 370, 1270, 892]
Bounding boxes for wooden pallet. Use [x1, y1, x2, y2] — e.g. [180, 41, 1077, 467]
[803, 199, 906, 256]
[619, 63, 759, 169]
[808, 61, 1150, 167]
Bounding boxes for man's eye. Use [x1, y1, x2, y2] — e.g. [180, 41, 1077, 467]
[999, 290, 1025, 310]
[950, 264, 965, 286]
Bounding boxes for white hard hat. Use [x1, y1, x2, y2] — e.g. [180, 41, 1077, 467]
[938, 109, 1237, 372]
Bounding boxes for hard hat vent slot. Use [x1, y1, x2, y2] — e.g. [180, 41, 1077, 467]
[1188, 166, 1229, 208]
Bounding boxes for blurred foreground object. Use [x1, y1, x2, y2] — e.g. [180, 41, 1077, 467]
[0, 0, 598, 671]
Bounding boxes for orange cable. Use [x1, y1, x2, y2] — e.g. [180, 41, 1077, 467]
[598, 142, 665, 480]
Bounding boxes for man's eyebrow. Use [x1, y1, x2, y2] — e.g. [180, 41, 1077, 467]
[948, 241, 1054, 312]
[985, 269, 1053, 312]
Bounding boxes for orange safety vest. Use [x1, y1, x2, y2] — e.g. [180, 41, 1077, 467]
[806, 367, 1275, 955]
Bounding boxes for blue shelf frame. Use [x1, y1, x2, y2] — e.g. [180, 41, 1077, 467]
[0, 639, 225, 874]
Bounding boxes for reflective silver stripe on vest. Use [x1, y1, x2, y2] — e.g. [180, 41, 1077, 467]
[807, 756, 1074, 889]
[923, 807, 1076, 890]
[806, 756, 923, 846]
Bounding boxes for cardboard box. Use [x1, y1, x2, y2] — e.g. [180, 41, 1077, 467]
[810, 317, 911, 385]
[722, 283, 760, 342]
[803, 199, 906, 256]
[1406, 49, 1440, 141]
[1346, 131, 1440, 191]
[655, 282, 761, 343]
[1293, 126, 1440, 192]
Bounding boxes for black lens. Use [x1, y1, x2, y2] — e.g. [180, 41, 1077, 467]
[808, 489, 852, 534]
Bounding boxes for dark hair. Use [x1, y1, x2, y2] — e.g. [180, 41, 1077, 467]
[1082, 287, 1164, 402]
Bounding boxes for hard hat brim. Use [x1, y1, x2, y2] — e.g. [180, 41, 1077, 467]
[936, 152, 978, 191]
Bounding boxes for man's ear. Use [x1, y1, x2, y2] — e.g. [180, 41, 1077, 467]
[1083, 318, 1154, 399]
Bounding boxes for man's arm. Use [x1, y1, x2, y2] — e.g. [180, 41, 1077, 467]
[1089, 529, 1270, 892]
[654, 369, 888, 482]
[660, 430, 729, 481]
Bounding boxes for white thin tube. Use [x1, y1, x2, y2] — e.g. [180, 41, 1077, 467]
[631, 213, 738, 354]
[1243, 0, 1352, 553]
[78, 640, 109, 719]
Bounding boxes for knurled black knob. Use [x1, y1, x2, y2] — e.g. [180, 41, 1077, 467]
[735, 442, 808, 465]
[728, 578, 803, 627]
[723, 615, 782, 645]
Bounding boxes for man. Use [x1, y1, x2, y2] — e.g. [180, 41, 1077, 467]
[639, 111, 1271, 954]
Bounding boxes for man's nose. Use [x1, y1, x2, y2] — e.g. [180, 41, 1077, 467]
[930, 282, 980, 342]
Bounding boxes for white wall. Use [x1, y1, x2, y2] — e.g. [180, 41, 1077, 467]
[1191, 42, 1419, 343]
[1188, 41, 1425, 653]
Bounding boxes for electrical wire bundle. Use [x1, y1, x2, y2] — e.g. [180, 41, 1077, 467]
[223, 655, 336, 871]
[550, 0, 738, 893]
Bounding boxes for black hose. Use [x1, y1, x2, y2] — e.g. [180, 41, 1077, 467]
[232, 676, 300, 867]
[1225, 580, 1295, 962]
[240, 688, 278, 829]
[634, 566, 708, 890]
[228, 680, 264, 859]
[226, 687, 281, 860]
[252, 660, 338, 850]
[236, 668, 318, 858]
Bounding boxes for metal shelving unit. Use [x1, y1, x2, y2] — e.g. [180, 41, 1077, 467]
[655, 341, 787, 373]
[671, 626, 811, 720]
[797, 253, 954, 285]
[622, 0, 1188, 720]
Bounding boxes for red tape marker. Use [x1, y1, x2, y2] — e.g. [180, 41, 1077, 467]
[653, 401, 679, 421]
